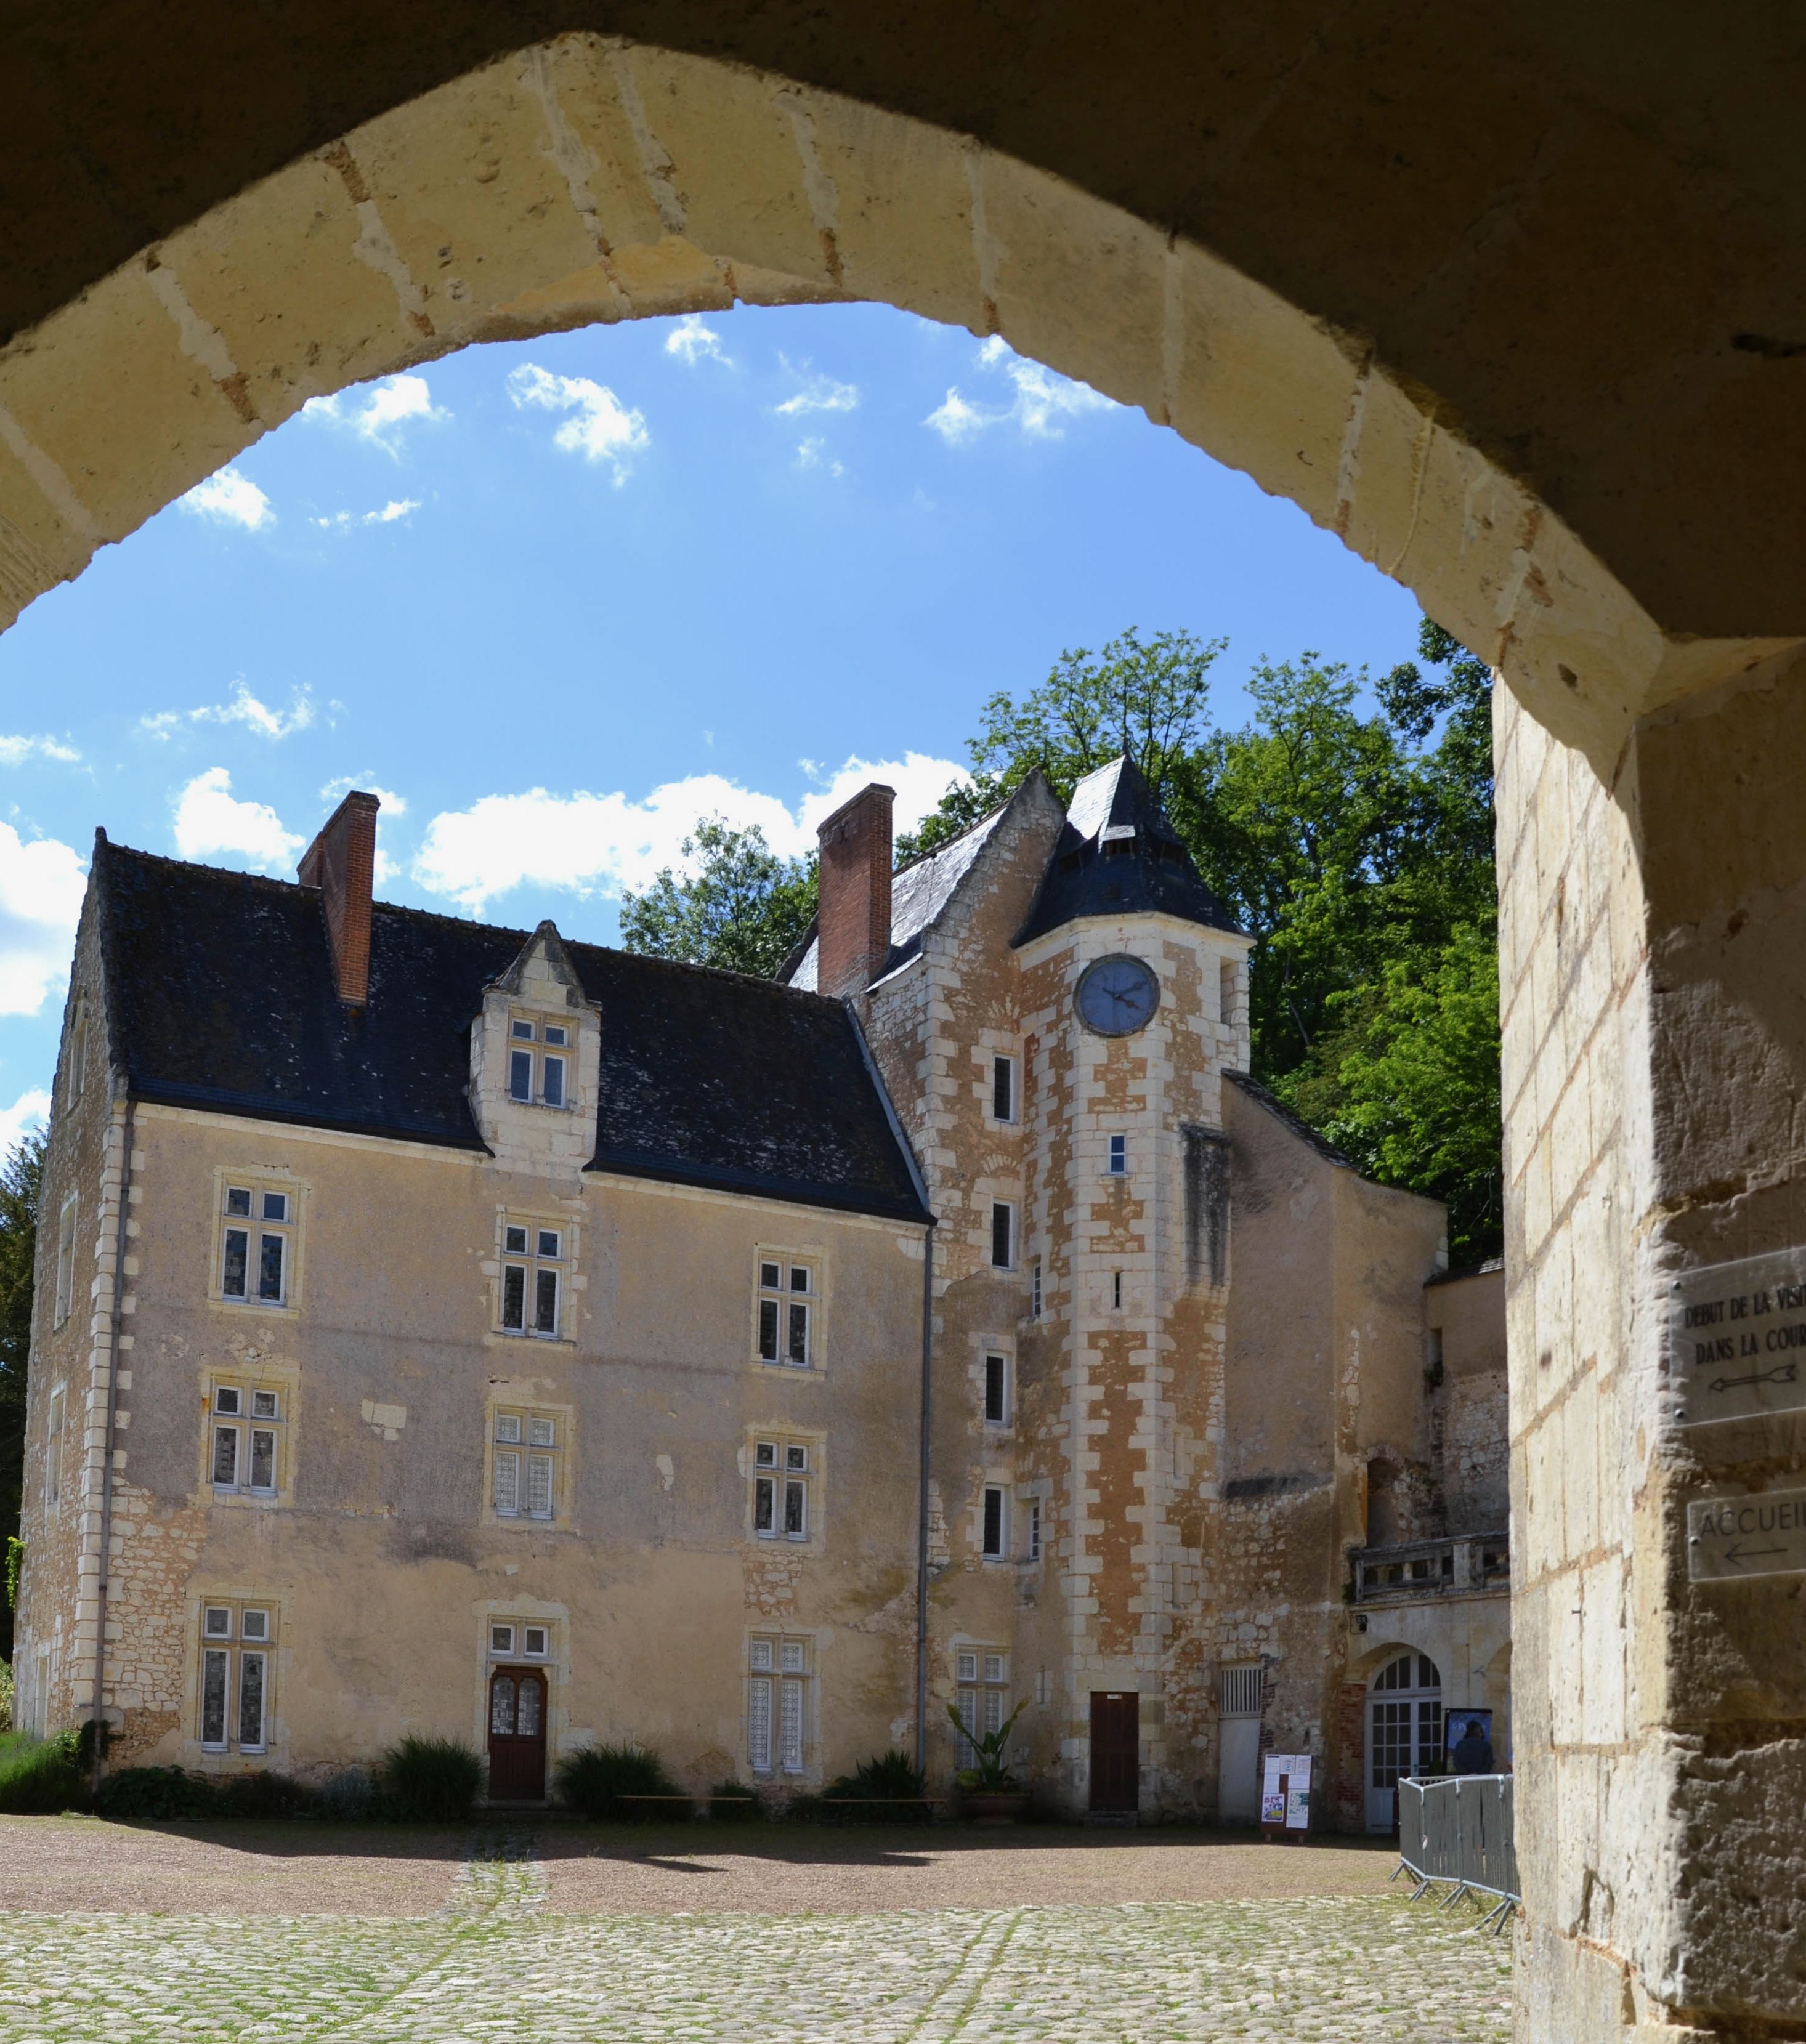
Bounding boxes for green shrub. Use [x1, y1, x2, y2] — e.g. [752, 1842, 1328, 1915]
[555, 1742, 678, 1820]
[0, 1662, 13, 1735]
[0, 1729, 86, 1814]
[381, 1737, 483, 1823]
[95, 1766, 221, 1821]
[317, 1768, 376, 1820]
[821, 1749, 929, 1824]
[218, 1770, 317, 1819]
[707, 1779, 762, 1822]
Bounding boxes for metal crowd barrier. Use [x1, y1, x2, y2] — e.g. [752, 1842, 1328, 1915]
[1394, 1775, 1520, 1934]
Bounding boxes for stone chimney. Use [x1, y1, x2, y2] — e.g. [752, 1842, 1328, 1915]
[298, 790, 380, 1006]
[815, 782, 895, 1000]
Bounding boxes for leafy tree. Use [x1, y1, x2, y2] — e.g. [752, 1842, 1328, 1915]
[905, 619, 1502, 1262]
[0, 1131, 44, 1663]
[619, 819, 818, 979]
[896, 628, 1223, 862]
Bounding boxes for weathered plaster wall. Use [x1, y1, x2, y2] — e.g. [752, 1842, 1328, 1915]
[22, 1086, 927, 1788]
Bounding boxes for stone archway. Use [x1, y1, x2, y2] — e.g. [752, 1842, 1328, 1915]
[0, 36, 1789, 777]
[6, 26, 1806, 2040]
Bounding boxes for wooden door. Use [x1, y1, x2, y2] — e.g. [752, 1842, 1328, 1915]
[1089, 1691, 1140, 1812]
[487, 1666, 548, 1801]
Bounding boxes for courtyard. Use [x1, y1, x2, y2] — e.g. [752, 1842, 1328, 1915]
[0, 1820, 1512, 2042]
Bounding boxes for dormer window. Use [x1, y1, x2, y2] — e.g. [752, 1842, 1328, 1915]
[508, 1016, 570, 1109]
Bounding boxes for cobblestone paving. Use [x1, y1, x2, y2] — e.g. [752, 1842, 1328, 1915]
[0, 1835, 1512, 2042]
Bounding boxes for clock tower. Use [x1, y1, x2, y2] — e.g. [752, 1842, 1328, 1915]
[1008, 756, 1252, 1813]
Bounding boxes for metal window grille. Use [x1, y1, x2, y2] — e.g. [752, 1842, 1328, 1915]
[1220, 1665, 1264, 1718]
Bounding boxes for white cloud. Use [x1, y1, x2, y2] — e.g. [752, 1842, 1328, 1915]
[665, 315, 731, 367]
[506, 364, 649, 484]
[302, 373, 449, 456]
[0, 825, 86, 1016]
[320, 776, 407, 816]
[142, 682, 314, 743]
[774, 361, 859, 416]
[313, 498, 421, 531]
[925, 336, 1115, 444]
[172, 768, 304, 872]
[179, 466, 275, 530]
[412, 751, 966, 916]
[795, 438, 845, 479]
[0, 733, 80, 765]
[0, 1088, 51, 1152]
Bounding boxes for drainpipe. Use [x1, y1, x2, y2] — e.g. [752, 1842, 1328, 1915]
[914, 1222, 934, 1779]
[90, 1096, 134, 1798]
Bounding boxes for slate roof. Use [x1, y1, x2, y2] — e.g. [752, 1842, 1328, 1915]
[92, 836, 930, 1225]
[1014, 756, 1242, 945]
[779, 804, 1011, 993]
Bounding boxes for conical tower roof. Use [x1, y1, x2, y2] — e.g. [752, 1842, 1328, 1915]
[1014, 754, 1242, 945]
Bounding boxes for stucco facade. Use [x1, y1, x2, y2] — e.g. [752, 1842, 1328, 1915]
[18, 769, 1508, 1825]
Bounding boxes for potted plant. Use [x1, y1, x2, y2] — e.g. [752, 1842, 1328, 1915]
[948, 1699, 1029, 1823]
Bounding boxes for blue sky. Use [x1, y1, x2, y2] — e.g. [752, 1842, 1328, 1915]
[0, 301, 1420, 1142]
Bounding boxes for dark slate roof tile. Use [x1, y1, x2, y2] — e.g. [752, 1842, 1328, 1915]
[1014, 754, 1242, 944]
[95, 838, 928, 1224]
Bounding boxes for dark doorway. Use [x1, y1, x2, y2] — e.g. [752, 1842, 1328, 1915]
[1089, 1691, 1140, 1812]
[487, 1666, 548, 1801]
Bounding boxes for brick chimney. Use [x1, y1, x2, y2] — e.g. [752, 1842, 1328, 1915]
[298, 790, 380, 1006]
[815, 782, 895, 1000]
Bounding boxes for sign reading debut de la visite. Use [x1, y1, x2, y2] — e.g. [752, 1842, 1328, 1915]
[1687, 1487, 1806, 1582]
[1670, 1248, 1806, 1429]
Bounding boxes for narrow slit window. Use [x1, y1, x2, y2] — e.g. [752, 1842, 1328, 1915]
[990, 1203, 1013, 1270]
[1107, 1134, 1127, 1176]
[1112, 1270, 1124, 1311]
[982, 1485, 1005, 1559]
[992, 1055, 1015, 1123]
[54, 1195, 77, 1326]
[1027, 1497, 1042, 1563]
[1031, 1261, 1042, 1319]
[984, 1353, 1007, 1425]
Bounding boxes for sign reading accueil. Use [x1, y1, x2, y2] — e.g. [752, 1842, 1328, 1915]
[1670, 1248, 1806, 1428]
[1687, 1485, 1806, 1582]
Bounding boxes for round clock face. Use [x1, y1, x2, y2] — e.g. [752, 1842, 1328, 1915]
[1075, 954, 1160, 1037]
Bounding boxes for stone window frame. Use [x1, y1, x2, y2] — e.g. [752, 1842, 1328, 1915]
[201, 1362, 298, 1509]
[952, 1642, 1013, 1764]
[506, 1009, 576, 1113]
[471, 1600, 567, 1761]
[492, 1209, 577, 1344]
[979, 1345, 1013, 1428]
[192, 1593, 283, 1762]
[989, 1200, 1016, 1272]
[209, 1167, 306, 1318]
[52, 1190, 77, 1328]
[44, 1382, 65, 1514]
[987, 1049, 1019, 1126]
[744, 1427, 825, 1548]
[751, 1246, 825, 1373]
[62, 992, 89, 1112]
[745, 1631, 814, 1779]
[485, 1395, 573, 1529]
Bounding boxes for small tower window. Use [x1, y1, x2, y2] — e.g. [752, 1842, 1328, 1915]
[1107, 1135, 1127, 1176]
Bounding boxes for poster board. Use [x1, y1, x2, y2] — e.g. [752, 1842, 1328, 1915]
[1260, 1753, 1311, 1834]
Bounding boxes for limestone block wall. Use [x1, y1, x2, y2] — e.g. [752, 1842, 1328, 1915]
[1501, 647, 1806, 2038]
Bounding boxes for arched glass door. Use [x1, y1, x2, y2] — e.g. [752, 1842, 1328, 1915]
[488, 1666, 548, 1801]
[1365, 1651, 1441, 1833]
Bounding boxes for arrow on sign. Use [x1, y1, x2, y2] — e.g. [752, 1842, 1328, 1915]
[1723, 1543, 1789, 1569]
[1709, 1363, 1800, 1393]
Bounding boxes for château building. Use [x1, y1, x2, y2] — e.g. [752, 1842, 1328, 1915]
[15, 762, 1506, 1825]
